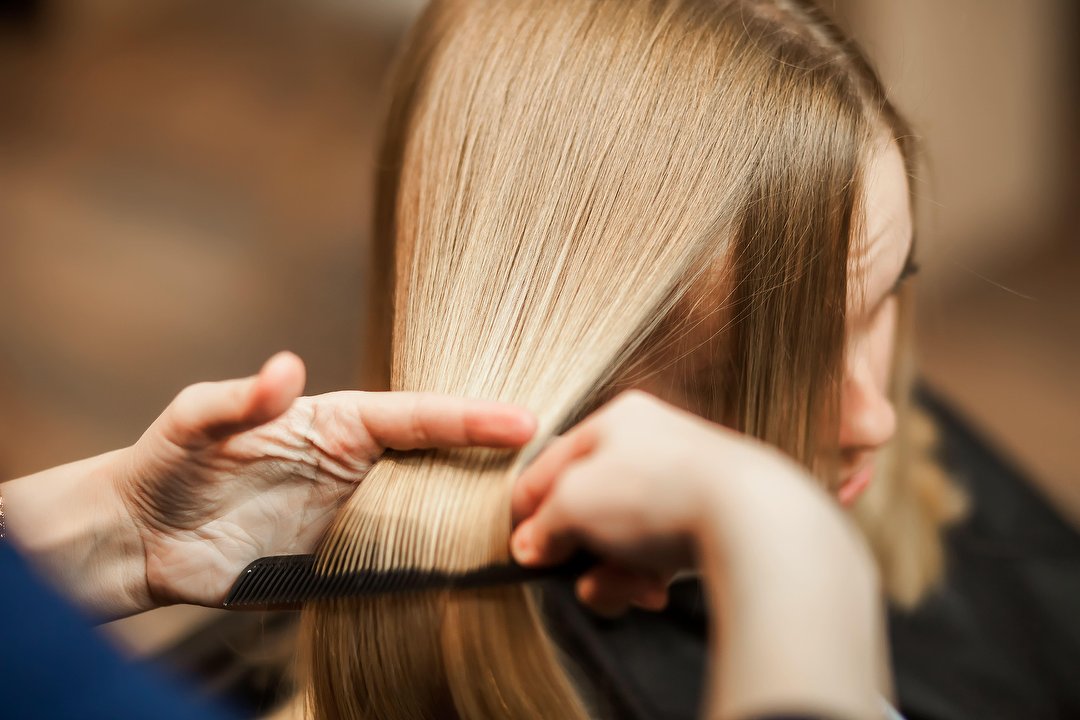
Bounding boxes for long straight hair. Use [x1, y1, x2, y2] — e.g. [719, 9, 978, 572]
[302, 1, 951, 717]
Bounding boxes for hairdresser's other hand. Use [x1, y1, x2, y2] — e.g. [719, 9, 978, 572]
[511, 391, 731, 614]
[511, 391, 887, 719]
[511, 391, 871, 616]
[119, 352, 535, 609]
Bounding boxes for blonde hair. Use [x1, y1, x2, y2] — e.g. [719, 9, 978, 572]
[302, 0, 958, 716]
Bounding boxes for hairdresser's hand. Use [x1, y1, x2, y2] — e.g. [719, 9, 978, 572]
[511, 391, 888, 720]
[511, 391, 728, 615]
[510, 390, 869, 615]
[117, 352, 536, 610]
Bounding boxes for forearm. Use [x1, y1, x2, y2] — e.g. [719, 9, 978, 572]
[690, 446, 888, 720]
[1, 448, 152, 621]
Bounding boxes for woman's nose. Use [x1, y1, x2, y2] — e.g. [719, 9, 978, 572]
[839, 366, 897, 453]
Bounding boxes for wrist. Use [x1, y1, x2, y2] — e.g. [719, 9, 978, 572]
[687, 438, 885, 720]
[100, 446, 157, 616]
[671, 421, 744, 543]
[1, 448, 154, 621]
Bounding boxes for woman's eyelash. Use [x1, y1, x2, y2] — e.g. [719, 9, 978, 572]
[891, 258, 920, 293]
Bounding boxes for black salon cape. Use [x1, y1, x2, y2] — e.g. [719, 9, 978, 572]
[541, 389, 1080, 720]
[885, 391, 1080, 720]
[0, 539, 236, 720]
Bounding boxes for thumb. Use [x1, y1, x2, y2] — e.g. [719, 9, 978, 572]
[164, 352, 307, 448]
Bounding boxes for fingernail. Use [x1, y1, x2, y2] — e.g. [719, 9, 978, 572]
[473, 407, 535, 443]
[505, 409, 538, 437]
[511, 526, 535, 565]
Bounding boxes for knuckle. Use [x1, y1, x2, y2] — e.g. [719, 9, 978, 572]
[617, 388, 653, 406]
[569, 423, 600, 454]
[407, 396, 430, 446]
[609, 389, 661, 419]
[619, 388, 651, 403]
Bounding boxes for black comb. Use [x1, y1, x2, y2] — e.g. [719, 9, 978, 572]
[222, 551, 597, 610]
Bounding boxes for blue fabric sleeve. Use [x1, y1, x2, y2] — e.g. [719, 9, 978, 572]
[0, 539, 236, 720]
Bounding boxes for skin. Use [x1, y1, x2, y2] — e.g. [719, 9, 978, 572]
[839, 138, 914, 503]
[511, 139, 913, 719]
[1, 352, 537, 620]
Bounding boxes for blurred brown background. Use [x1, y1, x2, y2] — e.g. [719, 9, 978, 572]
[1, 0, 1077, 652]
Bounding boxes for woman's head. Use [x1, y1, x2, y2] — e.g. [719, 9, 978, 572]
[372, 0, 917, 486]
[312, 1, 943, 717]
[632, 134, 917, 498]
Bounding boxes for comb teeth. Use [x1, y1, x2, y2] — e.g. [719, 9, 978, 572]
[221, 552, 597, 610]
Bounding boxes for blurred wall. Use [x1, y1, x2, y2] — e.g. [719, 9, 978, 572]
[0, 0, 403, 481]
[838, 0, 1074, 289]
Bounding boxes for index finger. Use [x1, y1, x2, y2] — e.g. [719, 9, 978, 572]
[511, 425, 598, 523]
[349, 392, 538, 451]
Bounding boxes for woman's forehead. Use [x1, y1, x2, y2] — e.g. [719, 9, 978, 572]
[850, 140, 913, 307]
